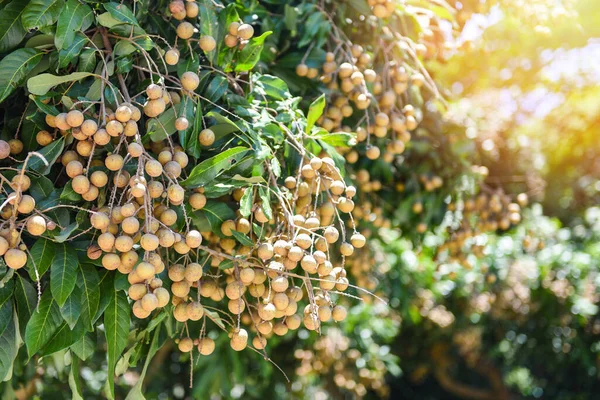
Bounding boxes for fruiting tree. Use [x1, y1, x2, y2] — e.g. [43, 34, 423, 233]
[0, 0, 510, 398]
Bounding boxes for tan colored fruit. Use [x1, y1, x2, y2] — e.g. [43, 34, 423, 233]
[165, 49, 180, 65]
[105, 120, 123, 137]
[71, 175, 90, 195]
[230, 329, 248, 351]
[184, 262, 203, 282]
[8, 139, 23, 155]
[105, 154, 124, 171]
[154, 287, 170, 307]
[172, 281, 191, 297]
[175, 117, 189, 131]
[36, 130, 53, 146]
[199, 35, 216, 52]
[176, 21, 195, 39]
[136, 261, 155, 280]
[237, 24, 254, 40]
[181, 71, 200, 91]
[228, 22, 240, 35]
[173, 303, 188, 322]
[187, 301, 204, 320]
[146, 84, 163, 100]
[332, 305, 347, 321]
[133, 301, 151, 319]
[198, 338, 215, 355]
[198, 129, 215, 146]
[4, 248, 27, 269]
[0, 237, 9, 256]
[144, 98, 166, 117]
[224, 34, 238, 48]
[66, 110, 84, 127]
[26, 215, 46, 236]
[128, 284, 147, 301]
[296, 64, 308, 77]
[140, 233, 159, 251]
[145, 159, 163, 177]
[185, 1, 198, 17]
[185, 230, 202, 248]
[141, 293, 158, 312]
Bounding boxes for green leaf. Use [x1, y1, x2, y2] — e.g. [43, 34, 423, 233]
[22, 0, 63, 30]
[181, 98, 202, 158]
[254, 74, 289, 101]
[50, 243, 79, 307]
[306, 94, 326, 134]
[314, 131, 357, 147]
[181, 147, 249, 188]
[78, 264, 100, 331]
[25, 289, 63, 357]
[26, 136, 65, 174]
[234, 31, 273, 72]
[284, 4, 298, 33]
[71, 333, 95, 361]
[93, 271, 114, 325]
[58, 33, 86, 69]
[231, 230, 254, 247]
[27, 72, 95, 96]
[197, 0, 218, 63]
[104, 291, 130, 398]
[25, 238, 56, 281]
[69, 356, 84, 400]
[13, 274, 37, 337]
[40, 320, 85, 356]
[0, 311, 17, 382]
[97, 12, 123, 29]
[125, 324, 163, 400]
[78, 48, 97, 72]
[239, 187, 253, 217]
[0, 281, 14, 335]
[0, 48, 44, 103]
[348, 0, 372, 15]
[104, 2, 139, 26]
[258, 186, 272, 220]
[60, 284, 81, 329]
[218, 259, 234, 270]
[203, 75, 229, 102]
[0, 0, 28, 53]
[55, 0, 93, 50]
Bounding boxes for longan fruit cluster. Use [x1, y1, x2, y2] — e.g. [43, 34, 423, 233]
[171, 155, 365, 353]
[439, 191, 527, 264]
[166, 0, 255, 66]
[294, 330, 389, 399]
[368, 0, 396, 18]
[0, 172, 56, 270]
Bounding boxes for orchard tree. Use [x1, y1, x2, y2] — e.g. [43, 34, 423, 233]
[0, 0, 481, 398]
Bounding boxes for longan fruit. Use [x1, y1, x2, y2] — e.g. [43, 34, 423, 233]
[223, 34, 237, 48]
[181, 71, 200, 91]
[128, 284, 147, 301]
[185, 1, 198, 17]
[4, 248, 27, 269]
[230, 329, 248, 351]
[145, 159, 163, 177]
[66, 110, 84, 128]
[185, 230, 202, 248]
[198, 338, 215, 355]
[8, 139, 23, 155]
[228, 22, 240, 36]
[296, 64, 308, 77]
[144, 98, 166, 118]
[133, 301, 151, 319]
[198, 128, 215, 146]
[237, 24, 254, 40]
[175, 117, 189, 131]
[171, 281, 190, 297]
[154, 287, 170, 307]
[187, 301, 204, 320]
[104, 154, 124, 171]
[176, 21, 195, 39]
[140, 233, 159, 251]
[115, 105, 132, 123]
[36, 130, 53, 146]
[165, 48, 180, 65]
[350, 233, 366, 248]
[199, 36, 216, 52]
[26, 215, 46, 236]
[332, 305, 347, 321]
[146, 84, 163, 100]
[140, 293, 158, 312]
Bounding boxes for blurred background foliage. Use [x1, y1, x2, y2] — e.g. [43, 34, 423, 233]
[3, 0, 599, 399]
